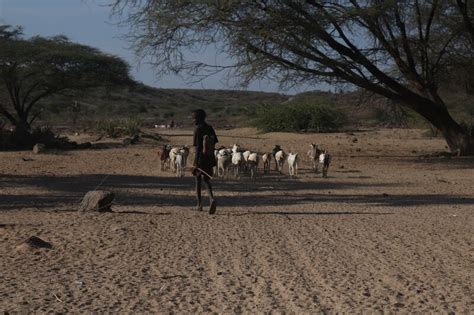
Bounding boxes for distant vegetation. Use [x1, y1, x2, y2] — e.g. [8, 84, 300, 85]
[30, 85, 474, 133]
[253, 103, 346, 133]
[111, 0, 474, 155]
[95, 118, 142, 138]
[1, 25, 472, 140]
[36, 84, 288, 128]
[0, 24, 133, 149]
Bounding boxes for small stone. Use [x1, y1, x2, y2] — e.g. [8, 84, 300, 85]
[79, 190, 114, 212]
[16, 236, 53, 251]
[32, 143, 46, 154]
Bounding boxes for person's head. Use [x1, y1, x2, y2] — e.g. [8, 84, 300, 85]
[192, 109, 206, 125]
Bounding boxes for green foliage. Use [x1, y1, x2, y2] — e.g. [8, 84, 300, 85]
[253, 103, 346, 133]
[95, 118, 142, 138]
[96, 119, 122, 138]
[122, 117, 142, 137]
[138, 104, 148, 113]
[0, 24, 133, 132]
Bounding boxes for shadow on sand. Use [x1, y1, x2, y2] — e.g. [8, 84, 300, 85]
[0, 174, 472, 212]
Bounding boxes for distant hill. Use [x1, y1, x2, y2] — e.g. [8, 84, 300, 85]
[38, 82, 473, 130]
[40, 83, 289, 128]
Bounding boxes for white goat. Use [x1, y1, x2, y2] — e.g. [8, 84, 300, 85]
[287, 152, 299, 177]
[232, 144, 240, 153]
[231, 151, 244, 177]
[247, 152, 259, 179]
[243, 150, 251, 162]
[175, 152, 184, 177]
[219, 148, 232, 156]
[319, 150, 332, 178]
[217, 152, 231, 178]
[274, 150, 286, 173]
[262, 153, 271, 174]
[271, 145, 282, 171]
[169, 147, 181, 173]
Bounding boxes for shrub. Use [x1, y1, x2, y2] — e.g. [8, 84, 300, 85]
[122, 117, 142, 137]
[96, 119, 121, 138]
[253, 103, 346, 132]
[0, 126, 73, 150]
[138, 104, 148, 113]
[95, 118, 142, 138]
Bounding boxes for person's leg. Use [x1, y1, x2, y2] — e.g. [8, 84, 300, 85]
[203, 176, 216, 214]
[203, 176, 214, 201]
[195, 174, 203, 210]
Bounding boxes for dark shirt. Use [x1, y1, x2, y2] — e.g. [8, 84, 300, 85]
[193, 122, 218, 165]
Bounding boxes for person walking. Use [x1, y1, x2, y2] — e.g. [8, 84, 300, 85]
[191, 109, 218, 214]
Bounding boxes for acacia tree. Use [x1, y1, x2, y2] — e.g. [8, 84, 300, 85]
[112, 0, 474, 155]
[0, 25, 132, 137]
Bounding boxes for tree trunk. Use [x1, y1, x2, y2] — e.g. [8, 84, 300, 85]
[414, 100, 474, 155]
[12, 116, 34, 148]
[14, 114, 31, 133]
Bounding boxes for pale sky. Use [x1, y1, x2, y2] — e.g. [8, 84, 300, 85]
[0, 0, 323, 94]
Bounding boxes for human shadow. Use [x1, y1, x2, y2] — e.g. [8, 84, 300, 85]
[0, 173, 394, 194]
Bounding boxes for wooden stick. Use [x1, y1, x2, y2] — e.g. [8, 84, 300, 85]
[53, 293, 63, 303]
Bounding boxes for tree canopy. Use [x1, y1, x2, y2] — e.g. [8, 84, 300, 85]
[112, 0, 474, 154]
[0, 25, 133, 134]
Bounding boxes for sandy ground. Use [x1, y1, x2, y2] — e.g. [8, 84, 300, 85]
[1, 127, 473, 313]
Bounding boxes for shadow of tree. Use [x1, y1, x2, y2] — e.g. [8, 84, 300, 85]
[225, 211, 393, 217]
[0, 174, 472, 211]
[401, 156, 474, 170]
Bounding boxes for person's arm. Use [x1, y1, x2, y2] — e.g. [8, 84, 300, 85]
[193, 127, 202, 167]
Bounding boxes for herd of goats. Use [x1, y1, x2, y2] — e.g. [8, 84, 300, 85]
[157, 143, 332, 179]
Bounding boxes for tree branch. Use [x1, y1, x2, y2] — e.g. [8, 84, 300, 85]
[456, 0, 474, 43]
[0, 103, 18, 125]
